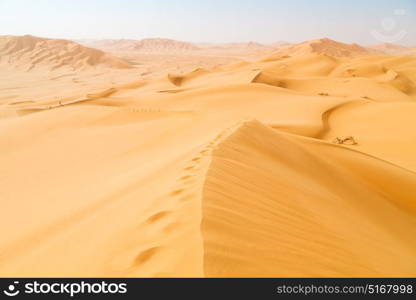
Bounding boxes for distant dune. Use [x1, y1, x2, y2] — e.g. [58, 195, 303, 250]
[370, 43, 416, 56]
[0, 35, 132, 71]
[78, 39, 140, 51]
[133, 38, 199, 52]
[1, 36, 416, 277]
[75, 37, 415, 58]
[268, 41, 293, 49]
[369, 43, 412, 55]
[198, 41, 272, 50]
[271, 38, 378, 58]
[405, 48, 416, 56]
[80, 38, 288, 55]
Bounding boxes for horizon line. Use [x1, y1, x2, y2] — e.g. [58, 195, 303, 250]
[1, 34, 414, 47]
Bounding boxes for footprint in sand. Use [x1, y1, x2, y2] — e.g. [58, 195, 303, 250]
[145, 211, 172, 224]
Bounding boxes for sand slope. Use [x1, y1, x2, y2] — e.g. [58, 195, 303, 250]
[0, 35, 132, 71]
[133, 38, 199, 53]
[203, 120, 416, 277]
[271, 38, 378, 58]
[0, 47, 416, 277]
[369, 43, 412, 55]
[79, 38, 200, 53]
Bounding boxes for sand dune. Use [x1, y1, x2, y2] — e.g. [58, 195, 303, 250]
[1, 41, 416, 277]
[203, 120, 416, 276]
[83, 39, 274, 53]
[0, 35, 132, 71]
[369, 43, 412, 55]
[78, 37, 415, 59]
[271, 38, 378, 58]
[81, 38, 277, 58]
[0, 36, 250, 106]
[269, 41, 292, 49]
[198, 41, 272, 50]
[403, 48, 416, 56]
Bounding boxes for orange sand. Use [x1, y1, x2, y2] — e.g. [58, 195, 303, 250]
[0, 35, 416, 277]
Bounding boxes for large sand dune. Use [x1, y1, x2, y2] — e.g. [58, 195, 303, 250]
[0, 35, 132, 71]
[0, 39, 416, 277]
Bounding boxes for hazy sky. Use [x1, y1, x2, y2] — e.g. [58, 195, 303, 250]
[1, 0, 415, 45]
